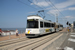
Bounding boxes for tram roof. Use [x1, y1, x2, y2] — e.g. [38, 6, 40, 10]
[28, 15, 41, 17]
[27, 15, 43, 20]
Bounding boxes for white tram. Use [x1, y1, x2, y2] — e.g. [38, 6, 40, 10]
[25, 15, 63, 37]
[59, 24, 63, 31]
[55, 23, 63, 31]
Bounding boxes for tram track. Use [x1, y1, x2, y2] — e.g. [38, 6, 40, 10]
[0, 38, 35, 50]
[31, 34, 63, 50]
[0, 37, 29, 47]
[0, 31, 64, 50]
[0, 32, 56, 50]
[15, 32, 62, 50]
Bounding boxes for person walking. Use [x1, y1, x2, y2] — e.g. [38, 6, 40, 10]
[69, 26, 71, 32]
[15, 29, 19, 36]
[0, 28, 2, 36]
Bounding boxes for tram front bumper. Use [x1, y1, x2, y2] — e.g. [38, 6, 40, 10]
[25, 34, 39, 37]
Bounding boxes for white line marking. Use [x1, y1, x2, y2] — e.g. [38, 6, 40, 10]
[64, 46, 74, 50]
[71, 33, 75, 34]
[68, 38, 75, 42]
[70, 35, 75, 37]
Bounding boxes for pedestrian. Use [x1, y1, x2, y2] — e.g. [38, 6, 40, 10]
[67, 27, 69, 32]
[15, 29, 19, 36]
[0, 28, 2, 36]
[69, 27, 71, 32]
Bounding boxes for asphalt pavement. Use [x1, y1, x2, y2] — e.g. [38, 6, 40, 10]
[60, 32, 75, 50]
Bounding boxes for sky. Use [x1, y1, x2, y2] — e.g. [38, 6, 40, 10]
[0, 0, 75, 28]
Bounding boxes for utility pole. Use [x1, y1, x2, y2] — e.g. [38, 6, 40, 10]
[56, 14, 58, 23]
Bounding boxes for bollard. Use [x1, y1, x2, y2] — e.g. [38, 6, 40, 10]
[21, 31, 22, 37]
[20, 31, 21, 38]
[9, 32, 11, 39]
[20, 30, 22, 38]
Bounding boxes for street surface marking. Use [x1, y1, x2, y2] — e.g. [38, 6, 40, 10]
[64, 46, 74, 50]
[71, 33, 75, 34]
[70, 35, 75, 37]
[68, 38, 75, 42]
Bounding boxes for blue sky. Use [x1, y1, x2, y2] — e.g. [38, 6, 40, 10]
[0, 0, 75, 28]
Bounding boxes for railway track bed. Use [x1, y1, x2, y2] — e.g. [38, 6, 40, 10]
[0, 32, 64, 50]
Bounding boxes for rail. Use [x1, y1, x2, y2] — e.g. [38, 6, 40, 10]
[43, 32, 68, 50]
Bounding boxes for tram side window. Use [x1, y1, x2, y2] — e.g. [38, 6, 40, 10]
[61, 25, 62, 27]
[44, 22, 50, 27]
[53, 24, 55, 27]
[52, 24, 54, 27]
[50, 23, 52, 27]
[50, 23, 51, 27]
[61, 25, 63, 27]
[48, 23, 50, 27]
[58, 25, 59, 28]
[34, 21, 38, 28]
[60, 25, 61, 27]
[52, 24, 53, 27]
[44, 22, 47, 27]
[40, 22, 43, 28]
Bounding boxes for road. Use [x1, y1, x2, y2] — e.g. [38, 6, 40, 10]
[0, 29, 71, 50]
[60, 32, 75, 50]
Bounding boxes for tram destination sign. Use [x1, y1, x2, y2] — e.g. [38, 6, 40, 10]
[28, 19, 34, 21]
[27, 19, 38, 21]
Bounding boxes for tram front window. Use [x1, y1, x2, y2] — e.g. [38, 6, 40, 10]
[27, 21, 38, 28]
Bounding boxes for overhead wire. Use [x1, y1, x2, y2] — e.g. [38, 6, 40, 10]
[17, 0, 44, 17]
[35, 0, 57, 20]
[28, 0, 44, 17]
[28, 0, 44, 9]
[30, 0, 55, 18]
[17, 0, 56, 19]
[17, 0, 38, 10]
[45, 0, 56, 11]
[45, 0, 59, 16]
[36, 0, 55, 16]
[48, 0, 65, 17]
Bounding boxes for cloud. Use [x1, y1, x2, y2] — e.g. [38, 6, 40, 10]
[47, 0, 75, 16]
[47, 8, 66, 16]
[65, 16, 74, 19]
[31, 0, 75, 9]
[55, 0, 75, 9]
[65, 16, 75, 23]
[68, 7, 75, 10]
[47, 10, 59, 16]
[31, 0, 50, 7]
[30, 0, 75, 17]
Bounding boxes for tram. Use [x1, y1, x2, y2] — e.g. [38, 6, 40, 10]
[25, 15, 63, 37]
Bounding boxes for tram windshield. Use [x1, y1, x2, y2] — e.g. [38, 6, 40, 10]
[27, 19, 38, 28]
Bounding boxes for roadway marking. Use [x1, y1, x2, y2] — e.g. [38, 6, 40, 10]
[70, 35, 75, 37]
[63, 33, 75, 50]
[71, 33, 75, 34]
[64, 46, 74, 50]
[68, 38, 75, 42]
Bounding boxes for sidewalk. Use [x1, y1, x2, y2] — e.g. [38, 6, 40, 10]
[0, 33, 26, 41]
[0, 28, 66, 41]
